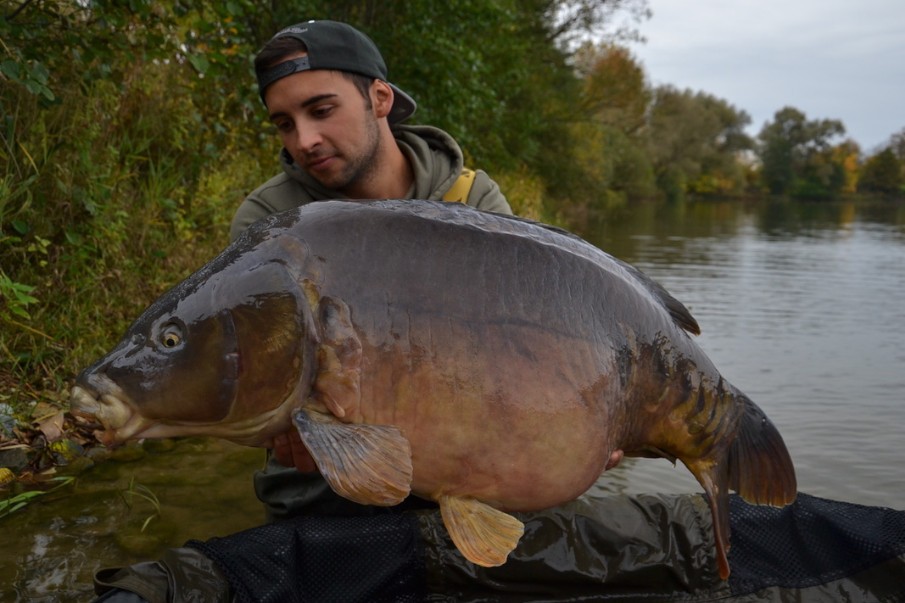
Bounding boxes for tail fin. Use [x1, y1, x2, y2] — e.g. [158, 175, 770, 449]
[685, 396, 797, 580]
[728, 397, 798, 506]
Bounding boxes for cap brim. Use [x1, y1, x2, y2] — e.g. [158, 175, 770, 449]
[388, 84, 416, 124]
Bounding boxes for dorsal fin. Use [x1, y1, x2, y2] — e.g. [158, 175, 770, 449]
[618, 259, 701, 335]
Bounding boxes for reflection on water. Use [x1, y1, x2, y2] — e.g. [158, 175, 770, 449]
[584, 199, 905, 510]
[3, 198, 904, 601]
[1, 439, 263, 602]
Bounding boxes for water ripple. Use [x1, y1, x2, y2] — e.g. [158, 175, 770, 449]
[594, 201, 905, 510]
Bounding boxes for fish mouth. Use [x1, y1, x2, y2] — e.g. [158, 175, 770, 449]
[70, 382, 153, 446]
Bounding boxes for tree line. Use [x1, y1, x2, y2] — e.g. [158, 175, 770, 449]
[1, 0, 903, 400]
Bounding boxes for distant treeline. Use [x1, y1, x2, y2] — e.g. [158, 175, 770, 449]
[1, 1, 904, 399]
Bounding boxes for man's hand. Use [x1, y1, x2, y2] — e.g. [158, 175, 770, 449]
[272, 429, 319, 473]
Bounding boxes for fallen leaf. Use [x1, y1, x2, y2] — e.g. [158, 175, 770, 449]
[37, 411, 65, 442]
[32, 401, 61, 422]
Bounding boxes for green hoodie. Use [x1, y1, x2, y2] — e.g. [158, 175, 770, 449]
[230, 124, 510, 241]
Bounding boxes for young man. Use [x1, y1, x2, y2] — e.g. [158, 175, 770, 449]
[229, 19, 510, 242]
[233, 19, 512, 519]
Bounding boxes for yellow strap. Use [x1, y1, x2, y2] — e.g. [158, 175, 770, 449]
[442, 168, 476, 204]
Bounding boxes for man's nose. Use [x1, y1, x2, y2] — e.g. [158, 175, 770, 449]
[292, 126, 322, 154]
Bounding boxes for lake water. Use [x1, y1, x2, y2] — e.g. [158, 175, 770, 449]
[582, 198, 905, 509]
[1, 438, 264, 602]
[2, 197, 904, 601]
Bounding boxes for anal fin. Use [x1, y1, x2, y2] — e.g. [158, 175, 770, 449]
[293, 409, 412, 506]
[687, 461, 732, 581]
[684, 397, 798, 581]
[439, 495, 525, 567]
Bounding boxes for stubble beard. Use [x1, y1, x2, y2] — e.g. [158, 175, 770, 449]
[320, 116, 383, 195]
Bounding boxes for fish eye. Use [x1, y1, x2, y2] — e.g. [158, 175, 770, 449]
[159, 324, 184, 349]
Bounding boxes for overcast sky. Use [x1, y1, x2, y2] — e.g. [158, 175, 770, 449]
[627, 0, 905, 153]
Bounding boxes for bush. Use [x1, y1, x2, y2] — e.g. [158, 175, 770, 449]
[1, 3, 273, 409]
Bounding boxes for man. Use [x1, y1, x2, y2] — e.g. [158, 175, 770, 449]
[233, 19, 511, 522]
[229, 19, 510, 244]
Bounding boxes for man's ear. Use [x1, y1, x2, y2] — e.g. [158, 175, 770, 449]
[370, 80, 394, 119]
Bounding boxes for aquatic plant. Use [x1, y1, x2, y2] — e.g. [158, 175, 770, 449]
[0, 475, 74, 519]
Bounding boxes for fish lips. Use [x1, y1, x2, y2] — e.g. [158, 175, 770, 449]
[70, 376, 153, 446]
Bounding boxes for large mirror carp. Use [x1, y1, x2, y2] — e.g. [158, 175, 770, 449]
[71, 199, 796, 579]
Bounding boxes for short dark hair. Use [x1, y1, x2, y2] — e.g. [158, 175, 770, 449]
[255, 36, 374, 103]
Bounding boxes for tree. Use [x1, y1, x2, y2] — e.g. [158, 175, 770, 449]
[645, 86, 753, 200]
[545, 0, 651, 46]
[859, 148, 903, 195]
[884, 127, 905, 161]
[559, 42, 654, 207]
[830, 140, 861, 194]
[574, 42, 649, 132]
[757, 107, 846, 198]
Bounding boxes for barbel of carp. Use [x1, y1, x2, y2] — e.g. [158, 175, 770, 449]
[71, 199, 797, 580]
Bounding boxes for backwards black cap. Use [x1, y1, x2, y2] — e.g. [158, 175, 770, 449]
[255, 20, 416, 124]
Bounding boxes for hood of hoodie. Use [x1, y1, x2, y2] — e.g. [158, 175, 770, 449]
[277, 124, 465, 201]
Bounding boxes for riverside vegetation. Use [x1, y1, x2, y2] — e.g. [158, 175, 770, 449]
[2, 1, 904, 504]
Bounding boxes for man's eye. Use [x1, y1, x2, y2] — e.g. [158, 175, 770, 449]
[312, 105, 334, 118]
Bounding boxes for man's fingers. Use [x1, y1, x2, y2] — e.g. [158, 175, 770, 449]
[272, 431, 318, 473]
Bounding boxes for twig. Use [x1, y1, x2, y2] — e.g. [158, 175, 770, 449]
[5, 0, 36, 22]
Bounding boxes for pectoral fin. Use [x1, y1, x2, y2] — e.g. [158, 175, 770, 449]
[439, 495, 525, 567]
[293, 409, 412, 506]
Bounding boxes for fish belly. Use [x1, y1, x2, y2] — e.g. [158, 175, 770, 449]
[356, 318, 618, 511]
